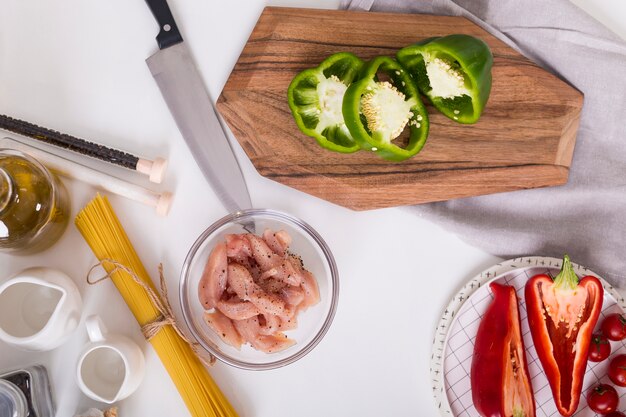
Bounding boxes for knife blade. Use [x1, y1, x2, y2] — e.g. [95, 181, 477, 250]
[143, 0, 252, 213]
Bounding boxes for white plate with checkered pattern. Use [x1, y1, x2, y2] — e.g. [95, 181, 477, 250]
[431, 256, 626, 417]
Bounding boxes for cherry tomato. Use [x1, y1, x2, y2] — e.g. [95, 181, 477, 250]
[609, 354, 626, 387]
[589, 332, 612, 362]
[602, 313, 626, 341]
[587, 384, 619, 414]
[605, 412, 626, 417]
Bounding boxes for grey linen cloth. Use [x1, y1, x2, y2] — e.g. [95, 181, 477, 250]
[342, 0, 626, 283]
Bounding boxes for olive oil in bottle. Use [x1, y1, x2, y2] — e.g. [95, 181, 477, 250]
[0, 149, 69, 254]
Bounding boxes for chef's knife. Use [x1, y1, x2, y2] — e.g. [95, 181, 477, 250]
[143, 0, 252, 213]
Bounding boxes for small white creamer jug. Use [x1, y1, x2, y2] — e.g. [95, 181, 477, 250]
[76, 315, 145, 404]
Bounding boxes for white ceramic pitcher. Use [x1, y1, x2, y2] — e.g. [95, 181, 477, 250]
[76, 315, 145, 404]
[0, 267, 82, 351]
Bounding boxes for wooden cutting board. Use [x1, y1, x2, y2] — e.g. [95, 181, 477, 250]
[217, 7, 583, 211]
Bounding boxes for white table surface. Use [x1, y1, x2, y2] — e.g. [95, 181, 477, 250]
[1, 1, 624, 416]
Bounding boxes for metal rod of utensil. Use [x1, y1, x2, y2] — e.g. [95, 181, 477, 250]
[0, 114, 168, 183]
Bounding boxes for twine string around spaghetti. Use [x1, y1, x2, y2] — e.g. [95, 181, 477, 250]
[86, 259, 216, 366]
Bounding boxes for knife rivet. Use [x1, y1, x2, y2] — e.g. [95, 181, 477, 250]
[163, 24, 171, 32]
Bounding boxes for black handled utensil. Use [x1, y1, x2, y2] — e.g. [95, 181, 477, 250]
[143, 0, 252, 212]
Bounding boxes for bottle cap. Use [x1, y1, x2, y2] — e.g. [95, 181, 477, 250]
[0, 379, 27, 417]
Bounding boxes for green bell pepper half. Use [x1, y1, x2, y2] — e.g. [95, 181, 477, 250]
[397, 34, 493, 124]
[287, 52, 364, 153]
[342, 56, 429, 162]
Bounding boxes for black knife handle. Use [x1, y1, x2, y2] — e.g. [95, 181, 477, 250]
[144, 0, 183, 49]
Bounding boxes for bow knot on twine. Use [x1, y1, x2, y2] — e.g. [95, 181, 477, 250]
[87, 259, 215, 366]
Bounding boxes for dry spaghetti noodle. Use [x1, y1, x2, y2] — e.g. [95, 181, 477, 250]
[75, 194, 238, 417]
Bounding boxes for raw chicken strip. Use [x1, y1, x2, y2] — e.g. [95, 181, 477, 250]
[233, 317, 295, 353]
[203, 310, 243, 349]
[227, 263, 291, 319]
[259, 276, 287, 294]
[275, 231, 292, 250]
[247, 234, 301, 286]
[246, 234, 280, 270]
[225, 234, 252, 258]
[259, 262, 301, 287]
[217, 297, 260, 320]
[300, 270, 320, 308]
[279, 314, 298, 331]
[286, 253, 319, 308]
[254, 333, 296, 353]
[281, 286, 305, 307]
[262, 229, 291, 256]
[259, 314, 281, 335]
[232, 316, 261, 345]
[198, 242, 228, 310]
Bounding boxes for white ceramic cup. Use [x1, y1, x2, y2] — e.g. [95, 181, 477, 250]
[77, 316, 145, 404]
[0, 267, 82, 351]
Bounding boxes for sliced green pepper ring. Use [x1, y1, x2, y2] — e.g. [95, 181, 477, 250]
[397, 34, 493, 124]
[287, 52, 364, 153]
[342, 56, 429, 162]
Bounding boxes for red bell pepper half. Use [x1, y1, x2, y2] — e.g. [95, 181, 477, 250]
[471, 282, 536, 417]
[525, 255, 604, 416]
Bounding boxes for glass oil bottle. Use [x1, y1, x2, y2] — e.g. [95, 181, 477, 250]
[0, 149, 69, 254]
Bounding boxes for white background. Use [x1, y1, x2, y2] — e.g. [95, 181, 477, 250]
[0, 1, 624, 416]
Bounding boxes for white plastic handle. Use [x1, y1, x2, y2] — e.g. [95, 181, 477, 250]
[85, 315, 107, 343]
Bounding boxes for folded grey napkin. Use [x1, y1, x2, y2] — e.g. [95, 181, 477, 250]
[342, 0, 626, 283]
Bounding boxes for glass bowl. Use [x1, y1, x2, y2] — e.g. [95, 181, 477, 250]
[179, 209, 339, 370]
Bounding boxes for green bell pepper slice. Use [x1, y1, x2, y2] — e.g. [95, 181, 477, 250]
[287, 52, 364, 153]
[342, 56, 429, 162]
[397, 34, 493, 124]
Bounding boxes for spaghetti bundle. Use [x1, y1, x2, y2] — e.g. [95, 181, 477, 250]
[75, 194, 238, 417]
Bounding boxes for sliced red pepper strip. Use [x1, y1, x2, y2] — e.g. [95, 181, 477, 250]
[525, 255, 604, 416]
[471, 282, 536, 417]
